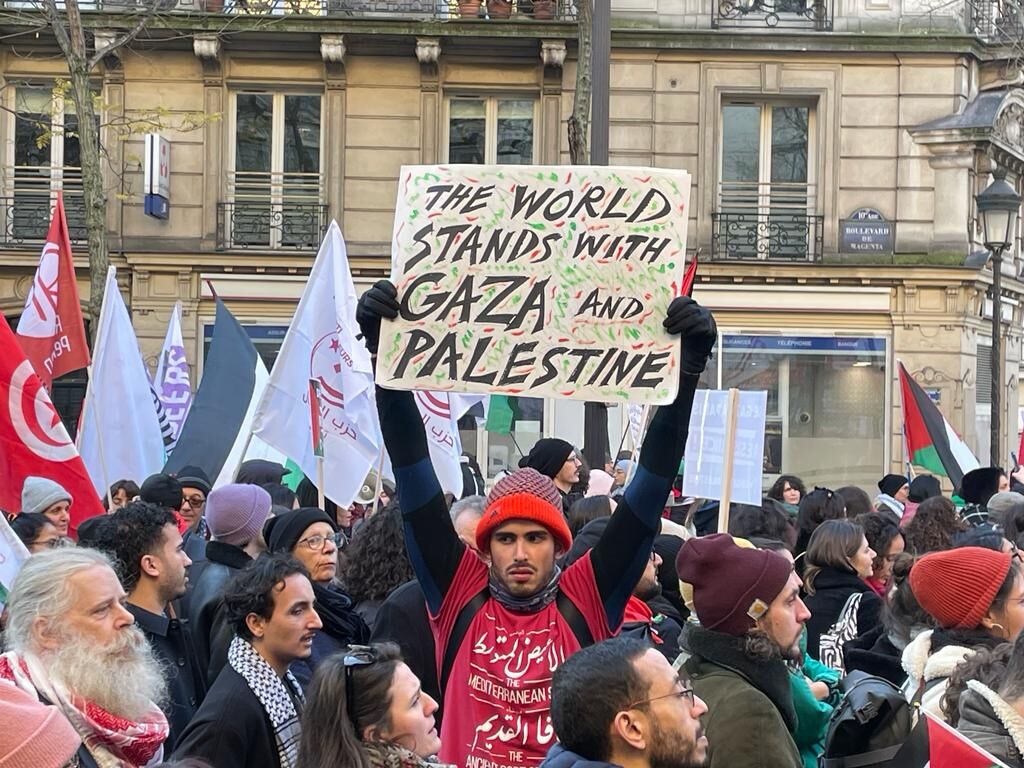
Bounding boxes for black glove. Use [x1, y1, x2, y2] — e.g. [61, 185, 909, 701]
[355, 280, 399, 355]
[663, 296, 717, 375]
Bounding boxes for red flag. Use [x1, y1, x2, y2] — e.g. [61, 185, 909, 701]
[0, 316, 103, 535]
[680, 252, 699, 298]
[15, 193, 90, 389]
[925, 712, 1010, 767]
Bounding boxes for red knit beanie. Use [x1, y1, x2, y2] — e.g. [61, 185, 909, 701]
[476, 468, 572, 553]
[910, 546, 1013, 629]
[676, 533, 793, 637]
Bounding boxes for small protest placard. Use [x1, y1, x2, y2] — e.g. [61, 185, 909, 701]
[377, 165, 692, 405]
[682, 389, 768, 508]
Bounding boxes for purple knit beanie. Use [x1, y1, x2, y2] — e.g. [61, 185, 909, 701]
[206, 483, 272, 547]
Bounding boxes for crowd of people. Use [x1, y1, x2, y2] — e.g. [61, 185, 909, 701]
[6, 286, 1024, 768]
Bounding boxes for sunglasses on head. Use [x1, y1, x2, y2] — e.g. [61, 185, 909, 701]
[342, 646, 380, 725]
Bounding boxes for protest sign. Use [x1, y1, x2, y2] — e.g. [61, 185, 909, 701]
[377, 165, 692, 405]
[682, 389, 768, 513]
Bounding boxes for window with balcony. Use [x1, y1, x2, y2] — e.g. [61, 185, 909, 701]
[713, 101, 822, 262]
[5, 86, 86, 246]
[711, 0, 833, 30]
[446, 96, 535, 164]
[220, 92, 327, 250]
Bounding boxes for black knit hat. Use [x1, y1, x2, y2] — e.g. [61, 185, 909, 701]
[140, 473, 183, 511]
[176, 465, 212, 495]
[518, 438, 575, 479]
[961, 467, 1004, 506]
[878, 474, 909, 497]
[263, 507, 337, 554]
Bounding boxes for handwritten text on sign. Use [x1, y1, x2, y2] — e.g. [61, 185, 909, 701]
[377, 165, 692, 404]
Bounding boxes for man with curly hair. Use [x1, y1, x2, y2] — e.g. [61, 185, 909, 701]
[92, 500, 206, 750]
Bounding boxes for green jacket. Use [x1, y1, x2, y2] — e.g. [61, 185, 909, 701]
[790, 649, 841, 768]
[685, 625, 803, 768]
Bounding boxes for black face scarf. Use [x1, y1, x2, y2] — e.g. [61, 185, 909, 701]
[488, 565, 562, 613]
[312, 582, 370, 645]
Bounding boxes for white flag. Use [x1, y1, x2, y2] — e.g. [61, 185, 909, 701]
[414, 392, 486, 497]
[252, 221, 381, 507]
[78, 268, 165, 496]
[154, 301, 193, 447]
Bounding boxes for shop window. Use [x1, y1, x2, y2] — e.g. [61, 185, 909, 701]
[714, 101, 821, 261]
[708, 335, 887, 491]
[446, 96, 535, 165]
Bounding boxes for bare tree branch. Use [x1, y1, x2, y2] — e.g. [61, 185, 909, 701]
[38, 0, 76, 58]
[88, 0, 166, 70]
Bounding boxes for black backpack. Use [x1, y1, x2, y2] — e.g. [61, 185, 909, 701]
[820, 671, 917, 767]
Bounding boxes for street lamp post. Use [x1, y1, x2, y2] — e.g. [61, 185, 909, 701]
[976, 166, 1021, 467]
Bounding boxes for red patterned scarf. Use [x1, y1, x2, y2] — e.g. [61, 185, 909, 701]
[0, 652, 168, 768]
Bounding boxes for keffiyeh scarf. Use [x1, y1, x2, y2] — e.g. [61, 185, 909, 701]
[0, 651, 168, 768]
[363, 741, 456, 768]
[228, 636, 304, 768]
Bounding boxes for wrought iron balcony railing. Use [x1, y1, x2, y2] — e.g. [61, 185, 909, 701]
[965, 0, 1024, 40]
[712, 211, 824, 261]
[0, 180, 87, 248]
[712, 0, 833, 30]
[4, 0, 575, 20]
[217, 201, 329, 250]
[711, 181, 822, 262]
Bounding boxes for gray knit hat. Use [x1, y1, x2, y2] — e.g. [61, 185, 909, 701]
[20, 476, 72, 516]
[206, 483, 273, 547]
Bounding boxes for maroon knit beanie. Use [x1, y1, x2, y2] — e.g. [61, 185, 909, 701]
[676, 533, 793, 636]
[910, 546, 1013, 629]
[476, 468, 572, 553]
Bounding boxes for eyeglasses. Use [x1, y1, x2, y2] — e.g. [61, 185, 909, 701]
[182, 495, 206, 508]
[295, 533, 335, 552]
[342, 646, 379, 725]
[1012, 544, 1024, 563]
[627, 687, 696, 710]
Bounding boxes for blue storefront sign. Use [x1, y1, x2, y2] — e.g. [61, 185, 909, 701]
[724, 335, 887, 355]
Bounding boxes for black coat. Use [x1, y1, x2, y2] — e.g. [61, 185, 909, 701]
[127, 603, 208, 751]
[172, 666, 281, 768]
[370, 580, 441, 722]
[184, 541, 252, 684]
[803, 566, 883, 661]
[844, 624, 907, 686]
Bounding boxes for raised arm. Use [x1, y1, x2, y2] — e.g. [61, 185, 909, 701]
[590, 297, 716, 631]
[357, 280, 466, 613]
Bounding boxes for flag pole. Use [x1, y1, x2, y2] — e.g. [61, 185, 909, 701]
[316, 457, 325, 510]
[371, 449, 385, 515]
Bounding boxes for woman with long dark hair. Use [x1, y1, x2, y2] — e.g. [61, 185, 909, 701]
[802, 519, 883, 663]
[297, 643, 446, 768]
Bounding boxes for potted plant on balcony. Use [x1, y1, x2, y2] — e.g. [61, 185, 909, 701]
[531, 0, 554, 17]
[458, 0, 482, 16]
[487, 0, 512, 17]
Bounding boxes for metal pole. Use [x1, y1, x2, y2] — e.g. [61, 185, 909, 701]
[590, 0, 610, 165]
[992, 246, 1003, 468]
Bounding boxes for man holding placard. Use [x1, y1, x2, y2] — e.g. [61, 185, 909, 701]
[355, 163, 710, 768]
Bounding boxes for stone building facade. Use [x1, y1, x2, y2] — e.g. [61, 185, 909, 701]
[0, 0, 1022, 491]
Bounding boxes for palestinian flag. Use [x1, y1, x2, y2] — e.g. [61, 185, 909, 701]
[898, 361, 979, 486]
[890, 711, 1011, 767]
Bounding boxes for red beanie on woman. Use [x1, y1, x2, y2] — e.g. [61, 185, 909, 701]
[910, 546, 1013, 629]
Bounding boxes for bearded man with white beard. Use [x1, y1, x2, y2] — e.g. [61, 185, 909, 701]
[1, 547, 170, 768]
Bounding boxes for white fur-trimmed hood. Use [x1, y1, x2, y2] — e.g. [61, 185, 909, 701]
[901, 630, 974, 683]
[965, 680, 1024, 757]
